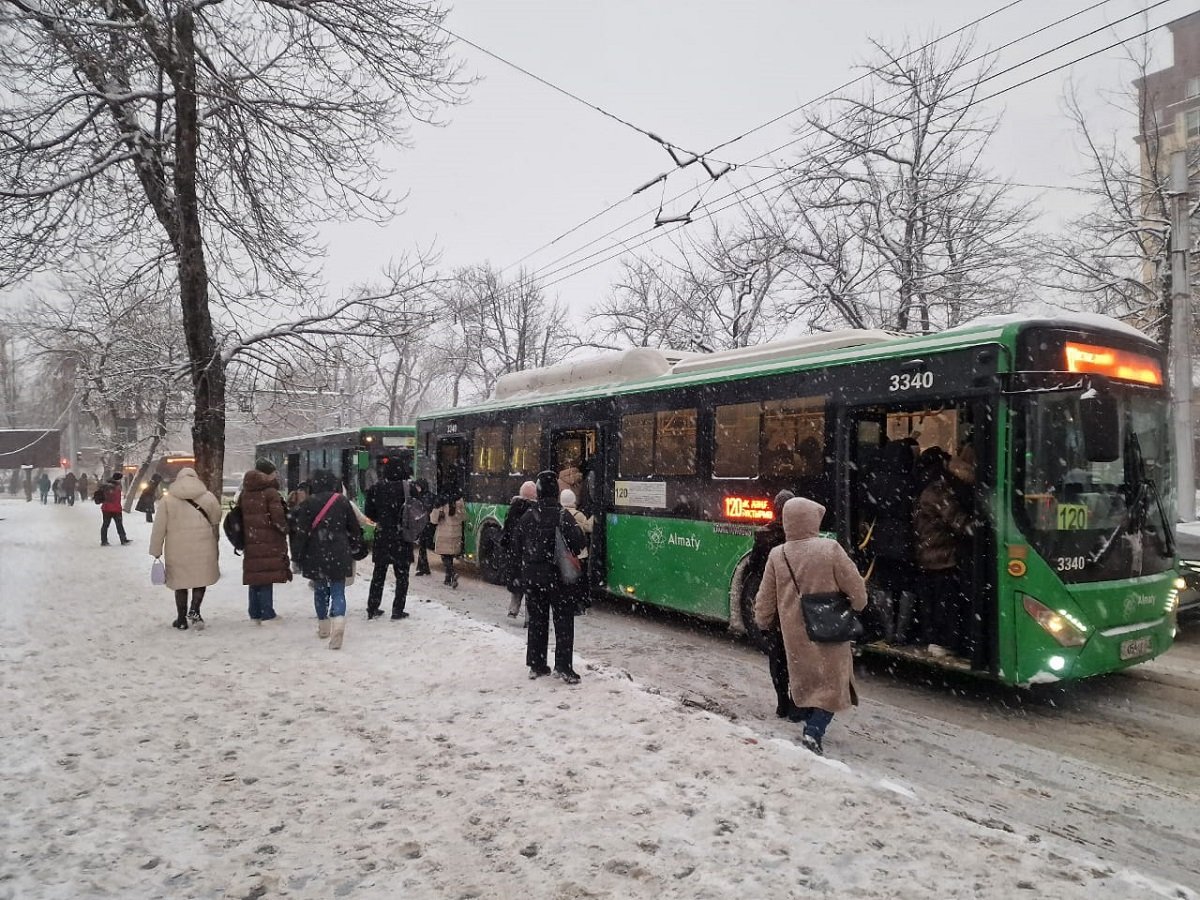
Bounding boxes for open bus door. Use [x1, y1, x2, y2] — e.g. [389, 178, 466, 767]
[436, 436, 467, 499]
[846, 400, 995, 672]
[550, 425, 605, 591]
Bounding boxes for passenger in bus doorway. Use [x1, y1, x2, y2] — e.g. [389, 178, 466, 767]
[754, 497, 868, 756]
[429, 488, 465, 589]
[913, 447, 975, 659]
[240, 459, 291, 623]
[560, 489, 594, 614]
[514, 470, 587, 684]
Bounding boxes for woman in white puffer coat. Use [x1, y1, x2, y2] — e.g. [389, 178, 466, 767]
[149, 468, 221, 631]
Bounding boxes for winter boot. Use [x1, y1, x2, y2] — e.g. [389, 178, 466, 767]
[328, 617, 346, 650]
[317, 618, 332, 640]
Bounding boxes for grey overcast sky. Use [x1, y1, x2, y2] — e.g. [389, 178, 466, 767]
[320, 1, 1182, 314]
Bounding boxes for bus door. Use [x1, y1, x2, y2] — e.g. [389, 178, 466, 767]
[436, 436, 467, 499]
[847, 401, 993, 669]
[550, 426, 604, 586]
[286, 453, 300, 494]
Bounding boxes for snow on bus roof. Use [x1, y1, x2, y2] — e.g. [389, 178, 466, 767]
[945, 312, 1152, 343]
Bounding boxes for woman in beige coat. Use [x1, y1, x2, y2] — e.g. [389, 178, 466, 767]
[755, 496, 867, 756]
[149, 468, 222, 631]
[429, 491, 465, 589]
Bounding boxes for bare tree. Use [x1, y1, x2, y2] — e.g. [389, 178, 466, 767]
[0, 1, 464, 489]
[593, 220, 788, 352]
[1041, 45, 1194, 357]
[436, 265, 576, 404]
[778, 34, 1034, 334]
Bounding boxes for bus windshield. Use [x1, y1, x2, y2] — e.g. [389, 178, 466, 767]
[1014, 388, 1174, 582]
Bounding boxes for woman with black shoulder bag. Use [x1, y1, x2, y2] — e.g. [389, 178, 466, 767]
[754, 496, 867, 756]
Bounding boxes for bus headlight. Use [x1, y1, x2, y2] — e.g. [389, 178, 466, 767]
[1022, 595, 1087, 647]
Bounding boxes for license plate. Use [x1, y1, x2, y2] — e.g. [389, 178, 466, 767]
[1119, 636, 1153, 660]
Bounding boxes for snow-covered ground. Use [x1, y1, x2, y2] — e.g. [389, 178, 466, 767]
[1, 498, 1193, 899]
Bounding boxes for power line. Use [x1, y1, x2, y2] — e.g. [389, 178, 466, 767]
[510, 0, 1123, 281]
[503, 0, 1046, 275]
[525, 0, 1170, 287]
[533, 14, 1176, 294]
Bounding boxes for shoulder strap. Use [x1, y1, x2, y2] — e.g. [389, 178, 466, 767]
[311, 493, 340, 529]
[183, 497, 215, 527]
[780, 547, 803, 594]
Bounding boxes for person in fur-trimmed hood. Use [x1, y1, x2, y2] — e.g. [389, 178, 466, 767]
[240, 459, 291, 622]
[754, 496, 867, 756]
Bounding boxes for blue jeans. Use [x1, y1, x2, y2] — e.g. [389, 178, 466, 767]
[248, 584, 276, 620]
[798, 708, 835, 741]
[313, 580, 347, 619]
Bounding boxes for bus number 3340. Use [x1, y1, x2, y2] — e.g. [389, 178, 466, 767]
[888, 371, 935, 392]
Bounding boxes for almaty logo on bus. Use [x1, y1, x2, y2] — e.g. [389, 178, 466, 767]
[646, 524, 701, 555]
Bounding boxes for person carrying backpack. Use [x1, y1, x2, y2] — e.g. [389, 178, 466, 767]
[363, 457, 424, 620]
[98, 472, 131, 546]
[289, 469, 362, 649]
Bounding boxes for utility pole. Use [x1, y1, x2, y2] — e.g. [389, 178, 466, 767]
[1171, 151, 1196, 522]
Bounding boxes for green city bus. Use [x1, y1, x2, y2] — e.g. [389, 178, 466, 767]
[255, 425, 416, 507]
[415, 316, 1183, 686]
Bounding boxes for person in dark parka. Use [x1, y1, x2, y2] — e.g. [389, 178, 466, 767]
[37, 471, 50, 504]
[743, 489, 796, 718]
[61, 470, 77, 507]
[501, 480, 538, 619]
[135, 473, 162, 522]
[240, 459, 291, 622]
[78, 473, 89, 503]
[412, 478, 434, 576]
[289, 469, 362, 649]
[513, 470, 586, 683]
[363, 457, 419, 621]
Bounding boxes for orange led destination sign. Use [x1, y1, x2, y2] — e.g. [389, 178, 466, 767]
[724, 496, 774, 522]
[1064, 342, 1163, 386]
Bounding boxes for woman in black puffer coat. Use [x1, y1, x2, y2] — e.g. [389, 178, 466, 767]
[289, 469, 362, 650]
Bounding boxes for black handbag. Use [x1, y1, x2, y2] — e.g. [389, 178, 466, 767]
[781, 553, 864, 644]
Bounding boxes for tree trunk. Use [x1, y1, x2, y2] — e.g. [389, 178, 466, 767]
[172, 8, 225, 493]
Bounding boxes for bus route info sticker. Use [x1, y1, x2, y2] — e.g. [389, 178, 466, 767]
[614, 481, 667, 509]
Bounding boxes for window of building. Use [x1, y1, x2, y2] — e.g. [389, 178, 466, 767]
[714, 402, 761, 477]
[473, 425, 507, 475]
[509, 422, 541, 474]
[1187, 76, 1200, 99]
[761, 397, 827, 478]
[655, 408, 698, 475]
[1186, 108, 1200, 139]
[619, 412, 655, 476]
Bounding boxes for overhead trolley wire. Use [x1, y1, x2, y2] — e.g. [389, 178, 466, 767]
[531, 13, 1177, 294]
[523, 0, 1136, 286]
[504, 0, 1045, 274]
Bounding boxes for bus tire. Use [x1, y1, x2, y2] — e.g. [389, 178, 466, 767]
[477, 523, 506, 585]
[730, 554, 768, 652]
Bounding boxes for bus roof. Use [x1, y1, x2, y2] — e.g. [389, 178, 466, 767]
[255, 424, 415, 450]
[423, 314, 1155, 419]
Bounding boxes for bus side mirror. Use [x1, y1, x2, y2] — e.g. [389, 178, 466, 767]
[1080, 392, 1120, 462]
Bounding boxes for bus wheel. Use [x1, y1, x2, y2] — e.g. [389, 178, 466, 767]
[730, 555, 768, 652]
[477, 524, 505, 585]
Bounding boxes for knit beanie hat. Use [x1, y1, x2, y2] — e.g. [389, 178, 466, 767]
[535, 470, 559, 500]
[255, 458, 277, 474]
[560, 489, 577, 508]
[111, 472, 123, 482]
[518, 480, 537, 500]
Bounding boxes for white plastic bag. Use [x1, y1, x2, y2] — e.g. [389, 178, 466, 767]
[150, 558, 166, 586]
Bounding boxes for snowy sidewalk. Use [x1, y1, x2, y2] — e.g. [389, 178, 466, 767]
[0, 498, 1188, 899]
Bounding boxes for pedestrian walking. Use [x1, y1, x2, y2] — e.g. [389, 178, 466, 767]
[513, 470, 586, 684]
[97, 472, 131, 546]
[429, 489, 465, 589]
[501, 480, 537, 620]
[289, 469, 362, 649]
[61, 471, 77, 507]
[51, 477, 62, 504]
[148, 467, 222, 630]
[135, 474, 162, 523]
[240, 459, 291, 623]
[37, 471, 50, 505]
[754, 496, 868, 756]
[77, 473, 89, 504]
[362, 458, 422, 620]
[743, 489, 796, 719]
